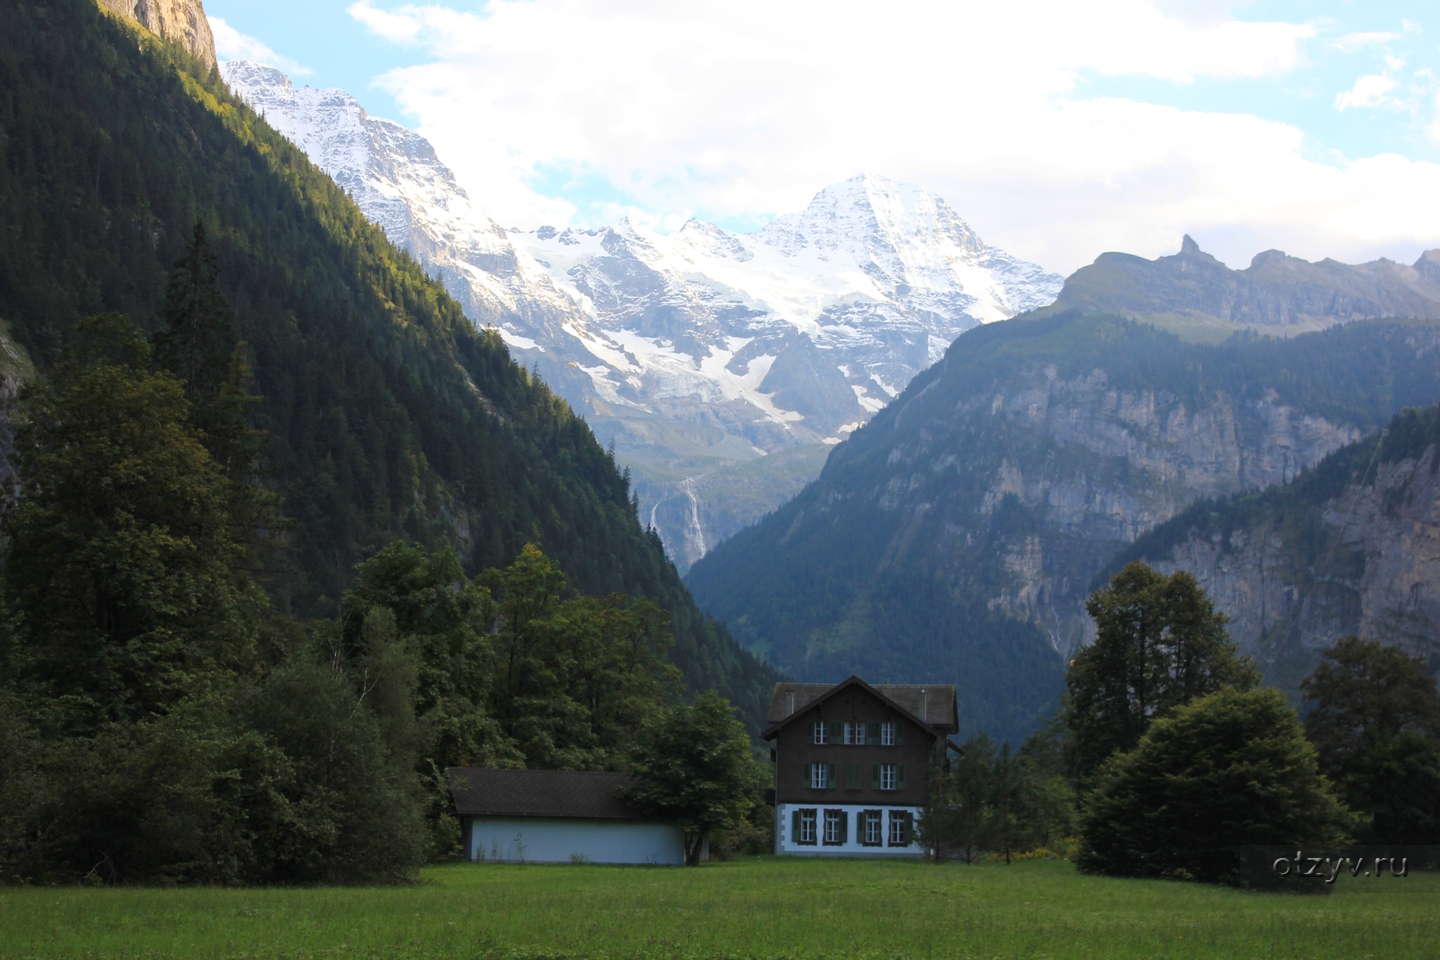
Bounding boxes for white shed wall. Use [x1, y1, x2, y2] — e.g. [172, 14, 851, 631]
[465, 817, 686, 865]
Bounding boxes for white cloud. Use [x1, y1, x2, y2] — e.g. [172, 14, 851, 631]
[1335, 74, 1398, 110]
[345, 0, 1440, 274]
[209, 16, 312, 75]
[1333, 31, 1400, 51]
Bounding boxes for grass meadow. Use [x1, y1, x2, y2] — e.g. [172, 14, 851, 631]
[1, 856, 1436, 960]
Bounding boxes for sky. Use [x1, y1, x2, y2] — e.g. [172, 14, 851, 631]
[204, 0, 1440, 274]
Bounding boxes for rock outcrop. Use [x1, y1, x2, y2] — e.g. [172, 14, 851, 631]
[97, 0, 216, 70]
[1125, 405, 1440, 690]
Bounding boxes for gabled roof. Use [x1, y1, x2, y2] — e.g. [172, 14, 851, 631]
[763, 677, 959, 738]
[447, 768, 648, 820]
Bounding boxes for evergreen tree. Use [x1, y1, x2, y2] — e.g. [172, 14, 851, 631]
[1066, 563, 1257, 784]
[3, 314, 265, 734]
[1078, 688, 1350, 885]
[1301, 636, 1440, 844]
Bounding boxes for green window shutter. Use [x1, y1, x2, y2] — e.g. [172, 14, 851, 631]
[839, 810, 849, 844]
[871, 764, 880, 789]
[897, 765, 907, 790]
[792, 809, 801, 841]
[803, 762, 811, 786]
[897, 724, 905, 745]
[865, 721, 878, 743]
[845, 762, 859, 789]
[827, 763, 836, 789]
[829, 720, 843, 743]
[805, 723, 813, 745]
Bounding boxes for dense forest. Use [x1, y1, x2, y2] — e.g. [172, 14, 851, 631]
[0, 0, 775, 720]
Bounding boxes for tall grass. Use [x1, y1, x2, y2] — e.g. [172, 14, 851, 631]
[1, 857, 1435, 959]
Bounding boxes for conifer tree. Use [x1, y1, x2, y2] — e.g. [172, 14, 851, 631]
[1066, 563, 1257, 785]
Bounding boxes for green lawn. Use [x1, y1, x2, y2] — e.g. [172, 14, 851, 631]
[1, 857, 1435, 960]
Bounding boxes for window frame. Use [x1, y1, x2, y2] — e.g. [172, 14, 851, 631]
[822, 808, 845, 846]
[879, 763, 896, 791]
[861, 809, 883, 846]
[812, 720, 828, 745]
[797, 808, 817, 845]
[888, 810, 911, 847]
[880, 721, 896, 746]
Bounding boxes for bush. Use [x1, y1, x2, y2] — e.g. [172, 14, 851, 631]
[1078, 688, 1350, 885]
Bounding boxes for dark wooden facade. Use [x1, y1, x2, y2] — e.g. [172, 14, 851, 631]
[762, 677, 958, 856]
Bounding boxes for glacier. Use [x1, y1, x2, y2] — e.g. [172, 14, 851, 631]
[221, 60, 1063, 571]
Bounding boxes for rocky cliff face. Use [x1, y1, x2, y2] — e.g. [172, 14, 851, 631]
[97, 0, 216, 69]
[960, 366, 1362, 648]
[686, 313, 1440, 737]
[1126, 405, 1440, 691]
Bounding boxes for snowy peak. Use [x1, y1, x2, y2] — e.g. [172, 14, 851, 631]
[220, 60, 574, 337]
[217, 61, 1064, 570]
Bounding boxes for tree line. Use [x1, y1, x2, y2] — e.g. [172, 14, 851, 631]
[0, 229, 761, 883]
[918, 562, 1440, 884]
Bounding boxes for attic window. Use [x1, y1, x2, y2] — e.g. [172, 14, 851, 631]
[786, 692, 795, 716]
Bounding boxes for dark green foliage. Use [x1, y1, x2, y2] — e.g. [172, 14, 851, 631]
[621, 691, 763, 865]
[340, 541, 682, 774]
[1066, 563, 1257, 784]
[1301, 637, 1440, 844]
[917, 728, 1075, 864]
[688, 310, 1440, 743]
[2, 313, 265, 735]
[1078, 688, 1350, 885]
[0, 0, 774, 721]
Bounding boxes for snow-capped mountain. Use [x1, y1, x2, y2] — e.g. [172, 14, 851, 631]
[220, 61, 1064, 570]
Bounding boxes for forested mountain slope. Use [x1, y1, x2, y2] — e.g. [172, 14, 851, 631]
[1114, 403, 1440, 694]
[687, 311, 1440, 739]
[0, 0, 775, 718]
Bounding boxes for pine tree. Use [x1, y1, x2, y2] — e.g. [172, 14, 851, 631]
[1066, 562, 1257, 785]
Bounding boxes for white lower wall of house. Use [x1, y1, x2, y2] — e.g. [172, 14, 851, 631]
[465, 817, 687, 865]
[774, 803, 925, 857]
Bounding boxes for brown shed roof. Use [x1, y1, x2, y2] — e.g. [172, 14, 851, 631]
[446, 768, 647, 820]
[765, 678, 959, 733]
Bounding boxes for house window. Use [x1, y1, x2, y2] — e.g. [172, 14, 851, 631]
[797, 809, 817, 845]
[862, 810, 882, 846]
[806, 762, 834, 789]
[880, 722, 896, 746]
[812, 720, 828, 745]
[823, 809, 846, 845]
[888, 811, 911, 846]
[845, 721, 866, 745]
[879, 763, 896, 790]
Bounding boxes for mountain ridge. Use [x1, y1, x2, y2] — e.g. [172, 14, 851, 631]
[217, 60, 1064, 570]
[1048, 234, 1440, 341]
[686, 311, 1440, 739]
[1, 0, 775, 720]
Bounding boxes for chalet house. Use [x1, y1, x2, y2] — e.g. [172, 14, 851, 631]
[447, 768, 688, 865]
[764, 677, 958, 857]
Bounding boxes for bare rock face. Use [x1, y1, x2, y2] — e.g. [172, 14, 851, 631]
[1138, 417, 1440, 689]
[97, 0, 216, 70]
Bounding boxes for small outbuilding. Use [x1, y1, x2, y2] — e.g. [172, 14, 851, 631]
[447, 767, 688, 865]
